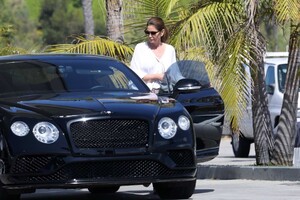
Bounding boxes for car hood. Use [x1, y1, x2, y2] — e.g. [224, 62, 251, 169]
[0, 92, 170, 118]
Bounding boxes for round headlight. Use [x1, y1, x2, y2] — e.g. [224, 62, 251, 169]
[158, 117, 177, 139]
[178, 115, 190, 131]
[10, 121, 30, 136]
[33, 122, 59, 144]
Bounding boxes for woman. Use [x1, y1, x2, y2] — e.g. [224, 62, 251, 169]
[130, 17, 178, 92]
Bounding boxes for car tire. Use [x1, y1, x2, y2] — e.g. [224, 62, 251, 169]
[153, 180, 196, 199]
[1, 138, 20, 200]
[231, 132, 251, 158]
[0, 186, 20, 200]
[88, 185, 120, 194]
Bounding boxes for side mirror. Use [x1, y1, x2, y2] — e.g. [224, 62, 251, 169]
[266, 84, 275, 95]
[173, 78, 201, 93]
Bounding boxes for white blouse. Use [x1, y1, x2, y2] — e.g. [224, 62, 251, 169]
[130, 42, 177, 90]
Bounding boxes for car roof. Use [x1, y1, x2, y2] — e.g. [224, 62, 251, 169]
[0, 53, 117, 62]
[264, 52, 288, 65]
[264, 57, 288, 65]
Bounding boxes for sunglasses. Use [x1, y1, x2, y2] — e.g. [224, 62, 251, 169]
[144, 30, 160, 35]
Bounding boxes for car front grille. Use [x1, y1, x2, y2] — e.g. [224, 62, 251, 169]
[11, 156, 54, 174]
[11, 159, 196, 184]
[168, 150, 195, 167]
[70, 119, 149, 148]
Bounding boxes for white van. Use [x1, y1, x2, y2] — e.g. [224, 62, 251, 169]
[231, 52, 300, 157]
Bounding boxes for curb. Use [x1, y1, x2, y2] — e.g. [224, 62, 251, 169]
[197, 165, 300, 181]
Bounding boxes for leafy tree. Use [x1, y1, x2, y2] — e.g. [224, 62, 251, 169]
[45, 0, 131, 61]
[261, 22, 290, 52]
[39, 0, 85, 45]
[0, 25, 14, 46]
[0, 0, 43, 50]
[0, 25, 28, 55]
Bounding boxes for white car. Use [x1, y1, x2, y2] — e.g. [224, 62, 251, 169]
[231, 52, 300, 157]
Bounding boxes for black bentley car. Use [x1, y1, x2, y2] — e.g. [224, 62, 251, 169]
[0, 54, 224, 199]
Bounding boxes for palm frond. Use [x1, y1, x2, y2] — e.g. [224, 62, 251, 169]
[216, 25, 265, 130]
[123, 0, 187, 44]
[178, 47, 217, 85]
[274, 0, 300, 23]
[169, 2, 241, 59]
[44, 35, 134, 62]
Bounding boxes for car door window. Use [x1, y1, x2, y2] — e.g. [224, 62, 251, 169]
[277, 64, 287, 92]
[265, 65, 275, 86]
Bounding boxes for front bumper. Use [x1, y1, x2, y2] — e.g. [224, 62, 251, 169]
[1, 149, 197, 190]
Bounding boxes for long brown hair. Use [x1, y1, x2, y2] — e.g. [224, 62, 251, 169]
[146, 17, 169, 42]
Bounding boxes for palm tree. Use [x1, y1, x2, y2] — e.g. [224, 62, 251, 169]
[244, 0, 275, 164]
[271, 0, 300, 165]
[106, 0, 124, 43]
[81, 0, 95, 37]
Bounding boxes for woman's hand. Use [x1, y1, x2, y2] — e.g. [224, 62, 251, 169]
[156, 73, 165, 81]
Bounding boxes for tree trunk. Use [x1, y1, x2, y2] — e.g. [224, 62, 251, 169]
[247, 1, 275, 165]
[82, 0, 95, 37]
[271, 22, 300, 165]
[251, 53, 275, 165]
[106, 0, 124, 43]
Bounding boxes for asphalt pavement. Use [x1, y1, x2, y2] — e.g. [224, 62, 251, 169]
[197, 136, 300, 181]
[22, 180, 300, 200]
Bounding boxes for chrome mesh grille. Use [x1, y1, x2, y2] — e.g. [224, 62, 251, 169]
[70, 119, 149, 148]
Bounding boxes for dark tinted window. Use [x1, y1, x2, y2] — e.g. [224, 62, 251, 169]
[0, 59, 148, 97]
[278, 64, 287, 92]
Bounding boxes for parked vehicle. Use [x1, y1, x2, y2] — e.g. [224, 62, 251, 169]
[230, 52, 300, 158]
[0, 54, 224, 199]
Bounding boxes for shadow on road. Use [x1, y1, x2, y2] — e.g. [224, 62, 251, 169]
[193, 188, 214, 194]
[22, 188, 214, 200]
[194, 189, 215, 194]
[21, 189, 160, 200]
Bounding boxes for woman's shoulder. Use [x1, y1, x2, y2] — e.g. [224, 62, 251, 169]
[135, 42, 148, 49]
[163, 43, 176, 52]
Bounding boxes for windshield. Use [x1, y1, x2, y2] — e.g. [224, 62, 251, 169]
[0, 59, 149, 97]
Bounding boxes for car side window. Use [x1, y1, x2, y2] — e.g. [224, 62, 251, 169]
[159, 60, 210, 94]
[265, 65, 275, 86]
[277, 64, 287, 92]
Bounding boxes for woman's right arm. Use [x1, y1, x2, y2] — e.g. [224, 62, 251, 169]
[142, 73, 164, 82]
